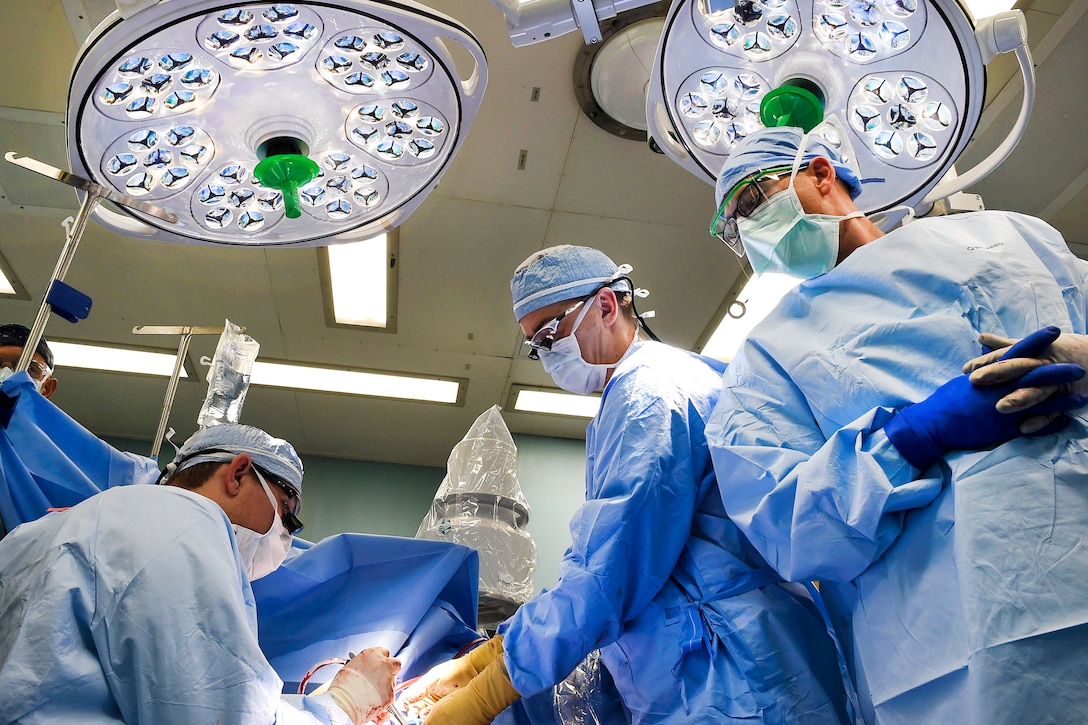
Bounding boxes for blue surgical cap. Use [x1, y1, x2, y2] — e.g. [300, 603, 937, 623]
[511, 245, 631, 321]
[714, 126, 863, 209]
[167, 424, 304, 494]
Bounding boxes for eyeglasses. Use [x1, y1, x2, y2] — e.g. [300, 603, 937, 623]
[0, 356, 51, 381]
[524, 283, 609, 363]
[524, 299, 586, 361]
[254, 466, 304, 535]
[709, 167, 792, 255]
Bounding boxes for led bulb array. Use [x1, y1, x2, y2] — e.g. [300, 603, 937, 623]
[848, 72, 956, 166]
[649, 0, 983, 211]
[69, 0, 486, 246]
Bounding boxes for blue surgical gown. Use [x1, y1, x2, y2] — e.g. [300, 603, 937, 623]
[706, 211, 1088, 724]
[0, 484, 355, 724]
[0, 371, 160, 533]
[500, 341, 849, 723]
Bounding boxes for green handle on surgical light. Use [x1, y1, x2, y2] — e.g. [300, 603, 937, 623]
[253, 153, 319, 219]
[760, 82, 825, 132]
[252, 138, 320, 220]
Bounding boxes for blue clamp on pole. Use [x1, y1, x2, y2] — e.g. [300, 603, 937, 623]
[46, 280, 92, 323]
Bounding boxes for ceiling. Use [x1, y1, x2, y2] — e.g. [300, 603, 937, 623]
[0, 0, 1085, 469]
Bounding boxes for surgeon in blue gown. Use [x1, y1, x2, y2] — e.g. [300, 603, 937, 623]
[0, 423, 401, 724]
[704, 125, 1088, 723]
[406, 245, 850, 724]
[0, 324, 160, 539]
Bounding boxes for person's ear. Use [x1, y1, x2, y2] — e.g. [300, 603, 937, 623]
[597, 288, 621, 328]
[808, 157, 839, 197]
[40, 377, 57, 400]
[224, 453, 252, 496]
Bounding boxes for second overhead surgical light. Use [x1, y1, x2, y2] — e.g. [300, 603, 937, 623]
[645, 0, 1035, 214]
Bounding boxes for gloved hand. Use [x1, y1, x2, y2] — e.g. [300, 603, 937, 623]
[422, 658, 521, 725]
[884, 358, 1087, 470]
[963, 325, 1088, 419]
[401, 635, 504, 714]
[325, 647, 401, 725]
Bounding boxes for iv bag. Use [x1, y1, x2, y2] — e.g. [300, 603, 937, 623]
[197, 319, 259, 428]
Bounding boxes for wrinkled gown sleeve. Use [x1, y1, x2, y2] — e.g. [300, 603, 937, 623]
[705, 211, 1088, 585]
[707, 349, 935, 584]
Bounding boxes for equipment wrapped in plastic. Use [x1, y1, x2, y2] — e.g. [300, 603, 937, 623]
[416, 405, 537, 628]
[553, 650, 621, 725]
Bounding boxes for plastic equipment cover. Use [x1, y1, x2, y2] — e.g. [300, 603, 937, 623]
[551, 651, 627, 725]
[416, 405, 538, 616]
[0, 374, 483, 691]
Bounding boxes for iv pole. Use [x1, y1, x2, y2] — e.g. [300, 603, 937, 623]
[131, 324, 238, 459]
[3, 153, 177, 375]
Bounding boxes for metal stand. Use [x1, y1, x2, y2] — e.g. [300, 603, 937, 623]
[3, 152, 177, 375]
[132, 325, 237, 459]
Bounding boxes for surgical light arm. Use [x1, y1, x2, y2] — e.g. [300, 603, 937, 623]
[498, 0, 729, 46]
[921, 11, 1035, 207]
[492, 0, 663, 46]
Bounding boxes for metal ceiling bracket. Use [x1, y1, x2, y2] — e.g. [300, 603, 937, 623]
[572, 0, 603, 44]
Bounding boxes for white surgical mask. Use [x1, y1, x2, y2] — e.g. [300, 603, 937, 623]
[0, 366, 46, 392]
[233, 468, 293, 580]
[538, 298, 628, 395]
[737, 133, 864, 280]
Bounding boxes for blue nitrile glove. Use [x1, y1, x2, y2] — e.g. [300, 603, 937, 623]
[884, 361, 1087, 470]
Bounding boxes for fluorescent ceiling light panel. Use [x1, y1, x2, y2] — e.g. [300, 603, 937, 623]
[252, 360, 459, 403]
[701, 273, 801, 362]
[0, 269, 15, 295]
[49, 341, 188, 377]
[514, 389, 600, 418]
[329, 234, 388, 327]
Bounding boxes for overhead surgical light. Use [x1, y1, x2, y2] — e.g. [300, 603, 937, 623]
[644, 0, 1035, 213]
[573, 7, 668, 140]
[67, 0, 487, 246]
